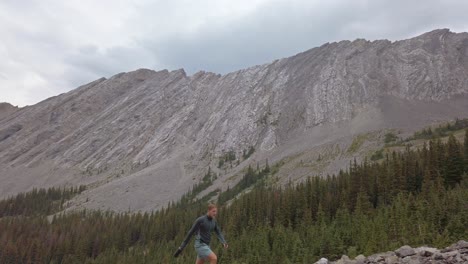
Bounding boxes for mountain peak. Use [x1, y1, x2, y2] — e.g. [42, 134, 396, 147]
[423, 28, 451, 35]
[0, 102, 18, 112]
[0, 102, 19, 120]
[0, 102, 15, 108]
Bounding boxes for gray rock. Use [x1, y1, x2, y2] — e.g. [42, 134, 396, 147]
[354, 254, 366, 264]
[385, 255, 399, 264]
[375, 256, 385, 263]
[401, 256, 421, 264]
[441, 250, 460, 263]
[460, 254, 468, 262]
[442, 251, 459, 258]
[454, 255, 465, 263]
[367, 253, 385, 263]
[315, 257, 329, 264]
[396, 246, 416, 258]
[416, 246, 438, 257]
[434, 253, 444, 260]
[455, 240, 468, 249]
[335, 255, 356, 264]
[442, 241, 468, 253]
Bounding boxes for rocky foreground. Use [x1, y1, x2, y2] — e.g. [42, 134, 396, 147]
[315, 241, 468, 264]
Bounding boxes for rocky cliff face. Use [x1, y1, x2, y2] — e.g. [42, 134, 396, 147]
[1, 29, 468, 211]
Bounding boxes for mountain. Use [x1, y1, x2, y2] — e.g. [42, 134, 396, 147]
[1, 28, 468, 211]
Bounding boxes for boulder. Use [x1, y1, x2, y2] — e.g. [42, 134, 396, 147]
[441, 241, 467, 252]
[354, 254, 366, 264]
[433, 252, 444, 260]
[315, 257, 329, 264]
[401, 256, 421, 264]
[441, 250, 460, 263]
[334, 255, 356, 264]
[455, 240, 468, 249]
[395, 245, 416, 258]
[385, 255, 399, 264]
[367, 253, 385, 263]
[416, 246, 438, 257]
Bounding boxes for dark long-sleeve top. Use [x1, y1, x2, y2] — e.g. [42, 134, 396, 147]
[180, 214, 226, 249]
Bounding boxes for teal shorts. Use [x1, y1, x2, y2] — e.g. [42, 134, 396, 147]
[194, 240, 212, 260]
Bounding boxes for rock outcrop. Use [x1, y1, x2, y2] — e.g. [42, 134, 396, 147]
[0, 102, 18, 120]
[315, 241, 468, 264]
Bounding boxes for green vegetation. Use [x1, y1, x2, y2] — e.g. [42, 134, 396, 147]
[370, 149, 384, 161]
[269, 158, 285, 175]
[0, 186, 85, 217]
[181, 168, 215, 203]
[218, 158, 224, 168]
[218, 163, 270, 205]
[218, 150, 237, 168]
[347, 134, 368, 153]
[407, 118, 468, 141]
[384, 132, 398, 144]
[465, 129, 468, 172]
[0, 130, 467, 263]
[242, 146, 255, 160]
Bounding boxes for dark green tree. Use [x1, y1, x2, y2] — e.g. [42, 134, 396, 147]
[445, 134, 463, 187]
[464, 129, 468, 172]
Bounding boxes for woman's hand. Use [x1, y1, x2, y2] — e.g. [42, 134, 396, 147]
[173, 247, 182, 257]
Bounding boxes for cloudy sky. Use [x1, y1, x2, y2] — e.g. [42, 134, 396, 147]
[1, 0, 468, 106]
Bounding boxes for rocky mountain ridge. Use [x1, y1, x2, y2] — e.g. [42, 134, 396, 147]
[1, 29, 468, 211]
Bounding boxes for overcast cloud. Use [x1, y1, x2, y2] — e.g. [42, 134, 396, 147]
[1, 0, 468, 106]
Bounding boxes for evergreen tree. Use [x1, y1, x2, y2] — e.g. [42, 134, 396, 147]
[464, 129, 468, 172]
[264, 159, 270, 174]
[445, 134, 463, 187]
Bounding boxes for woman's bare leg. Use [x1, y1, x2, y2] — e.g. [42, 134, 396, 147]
[196, 257, 205, 264]
[207, 252, 217, 264]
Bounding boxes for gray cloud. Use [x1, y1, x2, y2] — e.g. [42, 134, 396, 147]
[1, 0, 467, 106]
[63, 44, 157, 87]
[147, 0, 468, 73]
